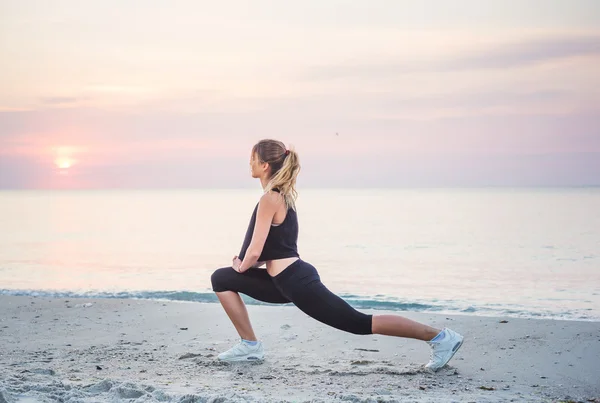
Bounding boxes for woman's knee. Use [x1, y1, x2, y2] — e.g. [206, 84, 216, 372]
[303, 308, 372, 335]
[210, 267, 235, 292]
[349, 313, 373, 335]
[321, 307, 372, 335]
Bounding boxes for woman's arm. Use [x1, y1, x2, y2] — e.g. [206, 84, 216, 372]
[232, 256, 264, 270]
[236, 192, 280, 273]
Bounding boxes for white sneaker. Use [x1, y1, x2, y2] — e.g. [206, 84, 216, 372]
[425, 328, 463, 371]
[217, 341, 264, 362]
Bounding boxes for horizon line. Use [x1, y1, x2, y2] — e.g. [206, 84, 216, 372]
[1, 185, 600, 191]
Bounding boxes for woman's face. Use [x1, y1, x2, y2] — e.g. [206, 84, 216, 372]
[249, 152, 264, 178]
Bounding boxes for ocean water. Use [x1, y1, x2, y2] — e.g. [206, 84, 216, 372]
[1, 188, 599, 321]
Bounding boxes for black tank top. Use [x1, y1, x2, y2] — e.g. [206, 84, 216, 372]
[238, 197, 300, 262]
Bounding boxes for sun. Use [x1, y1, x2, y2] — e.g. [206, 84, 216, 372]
[52, 145, 84, 173]
[55, 157, 74, 169]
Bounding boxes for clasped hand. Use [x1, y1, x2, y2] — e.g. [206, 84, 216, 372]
[232, 255, 245, 273]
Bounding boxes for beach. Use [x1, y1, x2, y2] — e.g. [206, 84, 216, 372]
[0, 295, 598, 402]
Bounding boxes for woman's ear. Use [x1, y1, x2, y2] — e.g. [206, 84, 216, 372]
[261, 161, 270, 173]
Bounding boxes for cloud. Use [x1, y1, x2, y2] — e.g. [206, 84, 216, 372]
[1, 101, 599, 188]
[299, 151, 600, 188]
[3, 150, 600, 189]
[40, 97, 84, 105]
[0, 107, 33, 112]
[306, 35, 600, 79]
[442, 35, 600, 71]
[352, 90, 570, 113]
[200, 88, 593, 123]
[84, 85, 154, 94]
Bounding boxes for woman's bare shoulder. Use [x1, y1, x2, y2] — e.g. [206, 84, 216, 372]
[260, 190, 284, 205]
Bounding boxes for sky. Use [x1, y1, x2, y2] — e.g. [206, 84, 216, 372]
[1, 0, 599, 189]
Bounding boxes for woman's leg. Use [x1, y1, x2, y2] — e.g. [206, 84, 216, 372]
[273, 260, 439, 339]
[215, 291, 258, 341]
[272, 260, 463, 370]
[371, 315, 439, 340]
[272, 261, 374, 335]
[211, 267, 290, 341]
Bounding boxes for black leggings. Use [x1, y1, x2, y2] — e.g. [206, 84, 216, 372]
[211, 259, 373, 335]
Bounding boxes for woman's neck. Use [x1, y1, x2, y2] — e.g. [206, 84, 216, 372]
[260, 176, 270, 190]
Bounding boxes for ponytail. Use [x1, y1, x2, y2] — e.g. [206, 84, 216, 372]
[264, 147, 300, 210]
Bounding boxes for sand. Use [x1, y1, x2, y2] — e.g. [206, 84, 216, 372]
[0, 295, 599, 402]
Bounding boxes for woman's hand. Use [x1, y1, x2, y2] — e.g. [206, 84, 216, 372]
[232, 255, 243, 272]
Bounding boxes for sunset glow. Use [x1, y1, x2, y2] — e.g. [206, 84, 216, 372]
[1, 1, 599, 189]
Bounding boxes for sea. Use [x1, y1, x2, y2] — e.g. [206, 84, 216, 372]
[1, 188, 599, 321]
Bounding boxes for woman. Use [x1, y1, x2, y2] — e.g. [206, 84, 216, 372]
[210, 139, 463, 371]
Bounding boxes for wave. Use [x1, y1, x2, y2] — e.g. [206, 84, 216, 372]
[0, 288, 597, 322]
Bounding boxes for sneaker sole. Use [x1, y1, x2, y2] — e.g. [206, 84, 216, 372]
[430, 338, 463, 372]
[218, 355, 264, 362]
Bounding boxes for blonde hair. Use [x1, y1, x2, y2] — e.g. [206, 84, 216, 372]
[252, 139, 300, 210]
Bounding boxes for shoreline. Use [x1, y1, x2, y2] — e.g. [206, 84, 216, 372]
[1, 289, 598, 324]
[1, 295, 599, 402]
